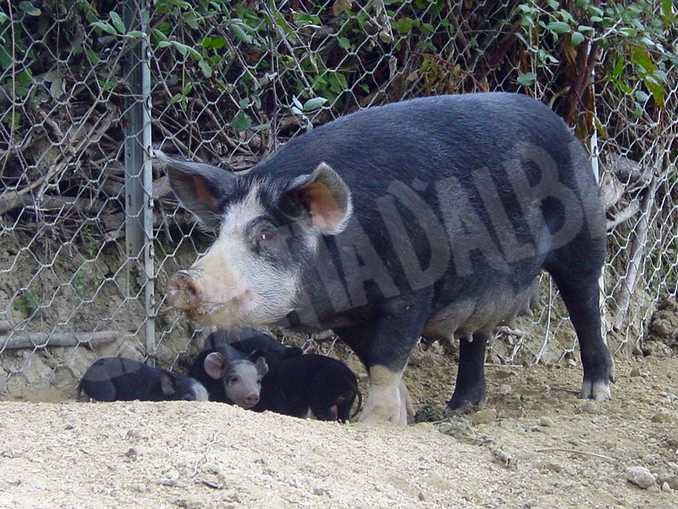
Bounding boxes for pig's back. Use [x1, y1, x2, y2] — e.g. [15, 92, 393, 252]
[254, 92, 584, 191]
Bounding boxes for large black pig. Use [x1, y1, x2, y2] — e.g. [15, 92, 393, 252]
[158, 93, 613, 424]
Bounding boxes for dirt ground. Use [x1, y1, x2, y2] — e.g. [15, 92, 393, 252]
[0, 353, 676, 508]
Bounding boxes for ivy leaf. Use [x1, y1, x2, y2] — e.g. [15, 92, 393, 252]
[229, 22, 253, 44]
[152, 28, 169, 42]
[571, 31, 585, 46]
[169, 93, 186, 106]
[303, 97, 328, 111]
[394, 17, 416, 34]
[109, 11, 126, 34]
[588, 6, 604, 17]
[84, 48, 100, 65]
[158, 40, 202, 60]
[199, 60, 213, 78]
[558, 9, 576, 24]
[202, 36, 226, 50]
[643, 76, 665, 108]
[631, 46, 656, 73]
[49, 74, 65, 99]
[231, 111, 252, 131]
[126, 31, 145, 39]
[592, 116, 608, 139]
[293, 13, 321, 25]
[660, 0, 675, 25]
[184, 13, 201, 30]
[14, 68, 33, 97]
[517, 72, 536, 87]
[337, 36, 350, 50]
[547, 21, 570, 34]
[92, 21, 117, 35]
[634, 90, 649, 103]
[18, 1, 41, 16]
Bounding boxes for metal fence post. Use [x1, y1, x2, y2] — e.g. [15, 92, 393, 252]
[587, 44, 607, 349]
[123, 0, 155, 364]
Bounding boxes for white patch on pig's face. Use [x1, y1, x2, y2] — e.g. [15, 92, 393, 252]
[186, 185, 301, 329]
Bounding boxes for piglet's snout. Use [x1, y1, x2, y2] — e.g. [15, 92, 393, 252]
[167, 270, 202, 310]
[243, 393, 259, 408]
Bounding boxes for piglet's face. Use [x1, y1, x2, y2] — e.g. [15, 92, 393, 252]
[203, 352, 268, 409]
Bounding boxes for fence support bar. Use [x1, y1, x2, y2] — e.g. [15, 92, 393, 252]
[123, 1, 155, 365]
[1, 331, 120, 350]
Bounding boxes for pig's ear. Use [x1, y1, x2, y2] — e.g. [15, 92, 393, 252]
[155, 150, 235, 228]
[283, 162, 353, 235]
[204, 352, 226, 380]
[159, 371, 176, 396]
[255, 356, 269, 377]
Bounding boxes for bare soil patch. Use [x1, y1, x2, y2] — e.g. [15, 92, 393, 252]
[1, 355, 676, 508]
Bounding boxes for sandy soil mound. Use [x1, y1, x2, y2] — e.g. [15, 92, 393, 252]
[1, 357, 677, 508]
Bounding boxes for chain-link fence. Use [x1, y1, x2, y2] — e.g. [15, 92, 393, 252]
[1, 1, 676, 399]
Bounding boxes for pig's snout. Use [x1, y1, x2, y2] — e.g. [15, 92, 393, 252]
[167, 270, 201, 310]
[242, 393, 260, 408]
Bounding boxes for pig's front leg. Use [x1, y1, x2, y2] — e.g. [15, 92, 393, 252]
[337, 299, 428, 425]
[359, 365, 406, 424]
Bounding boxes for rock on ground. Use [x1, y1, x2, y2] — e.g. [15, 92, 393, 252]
[626, 466, 656, 489]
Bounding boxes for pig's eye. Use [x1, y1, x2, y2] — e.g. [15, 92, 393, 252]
[228, 376, 240, 384]
[258, 229, 277, 243]
[247, 219, 282, 254]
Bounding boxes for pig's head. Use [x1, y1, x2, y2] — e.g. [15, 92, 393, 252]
[203, 351, 269, 409]
[160, 151, 352, 328]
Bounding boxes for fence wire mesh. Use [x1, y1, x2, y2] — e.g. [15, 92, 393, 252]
[0, 1, 675, 399]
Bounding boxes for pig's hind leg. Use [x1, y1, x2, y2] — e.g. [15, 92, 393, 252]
[446, 333, 488, 413]
[548, 268, 613, 400]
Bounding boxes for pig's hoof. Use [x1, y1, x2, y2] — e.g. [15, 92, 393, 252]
[446, 382, 486, 413]
[444, 398, 485, 415]
[580, 379, 611, 401]
[446, 388, 486, 415]
[358, 386, 406, 425]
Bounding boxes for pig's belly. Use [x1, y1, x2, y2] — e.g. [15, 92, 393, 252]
[423, 281, 538, 340]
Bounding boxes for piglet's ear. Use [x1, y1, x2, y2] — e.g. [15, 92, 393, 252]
[159, 371, 176, 396]
[255, 356, 269, 377]
[283, 162, 353, 235]
[155, 150, 235, 229]
[204, 352, 226, 380]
